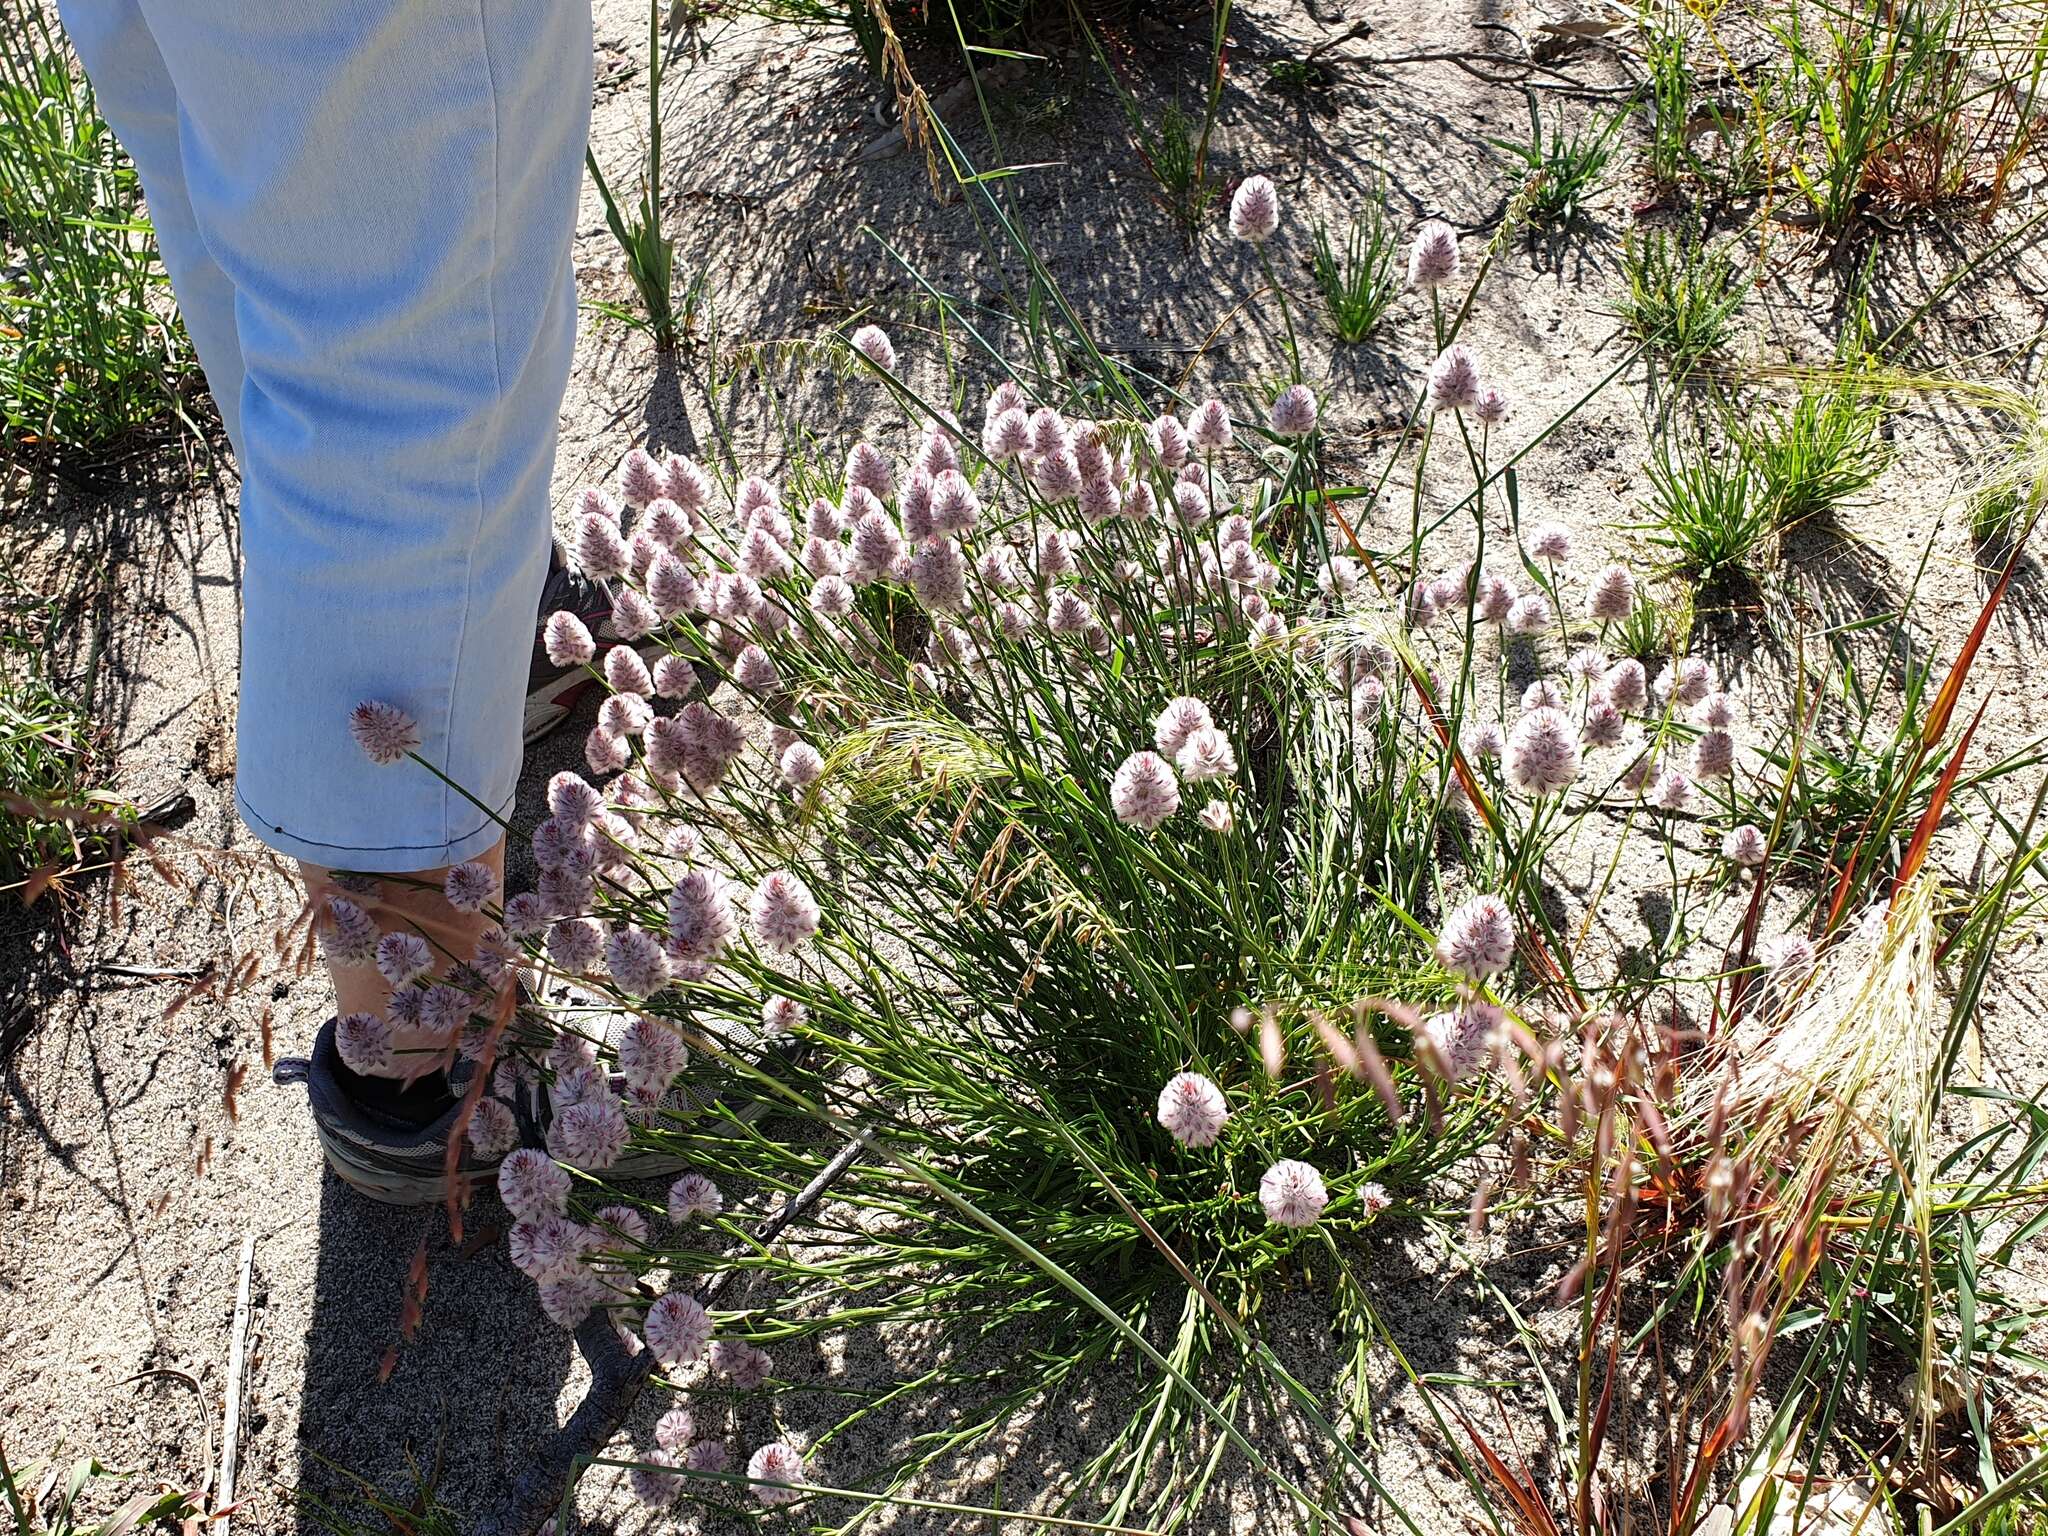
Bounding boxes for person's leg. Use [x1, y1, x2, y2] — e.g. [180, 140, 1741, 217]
[131, 0, 589, 886]
[56, 0, 247, 455]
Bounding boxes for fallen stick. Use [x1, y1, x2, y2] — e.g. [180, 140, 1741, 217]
[477, 1140, 864, 1536]
[217, 1234, 256, 1531]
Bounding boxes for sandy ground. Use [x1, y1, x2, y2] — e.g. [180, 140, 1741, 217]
[5, 0, 2048, 1529]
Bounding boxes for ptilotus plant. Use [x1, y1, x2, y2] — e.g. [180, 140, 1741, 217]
[316, 179, 1964, 1529]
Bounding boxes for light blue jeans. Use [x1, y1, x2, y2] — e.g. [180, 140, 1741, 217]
[59, 0, 590, 870]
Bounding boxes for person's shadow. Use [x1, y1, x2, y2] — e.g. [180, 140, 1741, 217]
[290, 705, 652, 1534]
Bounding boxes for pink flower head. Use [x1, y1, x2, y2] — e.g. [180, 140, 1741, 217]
[1473, 386, 1510, 427]
[1259, 1159, 1328, 1228]
[655, 1407, 696, 1453]
[740, 526, 794, 583]
[851, 323, 896, 372]
[1187, 398, 1233, 453]
[1359, 1182, 1392, 1220]
[1153, 696, 1215, 758]
[1176, 726, 1237, 783]
[845, 441, 893, 501]
[664, 454, 713, 511]
[1156, 1072, 1229, 1147]
[735, 475, 781, 520]
[502, 891, 551, 937]
[543, 611, 596, 668]
[508, 1212, 586, 1281]
[1228, 174, 1280, 241]
[779, 740, 825, 789]
[1652, 767, 1696, 812]
[1505, 707, 1581, 796]
[546, 917, 606, 975]
[686, 1440, 730, 1474]
[1588, 564, 1636, 624]
[497, 1148, 571, 1221]
[1694, 691, 1738, 731]
[1603, 658, 1650, 713]
[747, 1442, 808, 1506]
[909, 539, 969, 614]
[549, 1096, 630, 1170]
[1461, 721, 1505, 761]
[1521, 679, 1564, 714]
[546, 771, 604, 827]
[350, 700, 420, 766]
[1761, 933, 1816, 986]
[467, 1097, 519, 1159]
[619, 447, 665, 509]
[1437, 892, 1516, 979]
[1505, 591, 1552, 636]
[375, 932, 433, 989]
[1693, 729, 1736, 780]
[733, 643, 780, 693]
[539, 1270, 601, 1331]
[322, 896, 379, 968]
[1426, 345, 1482, 414]
[1581, 697, 1625, 748]
[335, 1012, 393, 1075]
[983, 407, 1031, 462]
[606, 927, 672, 997]
[717, 1340, 773, 1390]
[666, 871, 738, 962]
[1111, 750, 1181, 830]
[641, 497, 692, 550]
[627, 1449, 680, 1508]
[931, 470, 980, 533]
[618, 1016, 686, 1093]
[810, 574, 855, 618]
[668, 1171, 723, 1222]
[603, 644, 653, 699]
[598, 694, 651, 739]
[1147, 413, 1190, 469]
[1659, 656, 1715, 708]
[1407, 219, 1460, 289]
[750, 871, 821, 956]
[1028, 407, 1069, 459]
[1198, 799, 1234, 834]
[847, 510, 905, 586]
[644, 1292, 713, 1369]
[1269, 383, 1318, 436]
[1423, 1000, 1503, 1082]
[1529, 522, 1574, 563]
[762, 995, 808, 1036]
[443, 860, 498, 913]
[576, 486, 622, 528]
[574, 512, 631, 581]
[1045, 590, 1093, 636]
[1723, 823, 1768, 866]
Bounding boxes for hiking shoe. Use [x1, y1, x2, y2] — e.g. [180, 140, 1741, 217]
[276, 1019, 546, 1206]
[281, 997, 809, 1201]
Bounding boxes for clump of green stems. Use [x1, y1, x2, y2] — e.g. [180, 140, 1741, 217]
[1310, 203, 1399, 343]
[1494, 92, 1625, 226]
[0, 11, 193, 458]
[1744, 371, 1888, 526]
[585, 0, 691, 350]
[1643, 418, 1777, 579]
[1083, 0, 1232, 237]
[1777, 0, 2045, 229]
[1617, 222, 1749, 376]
